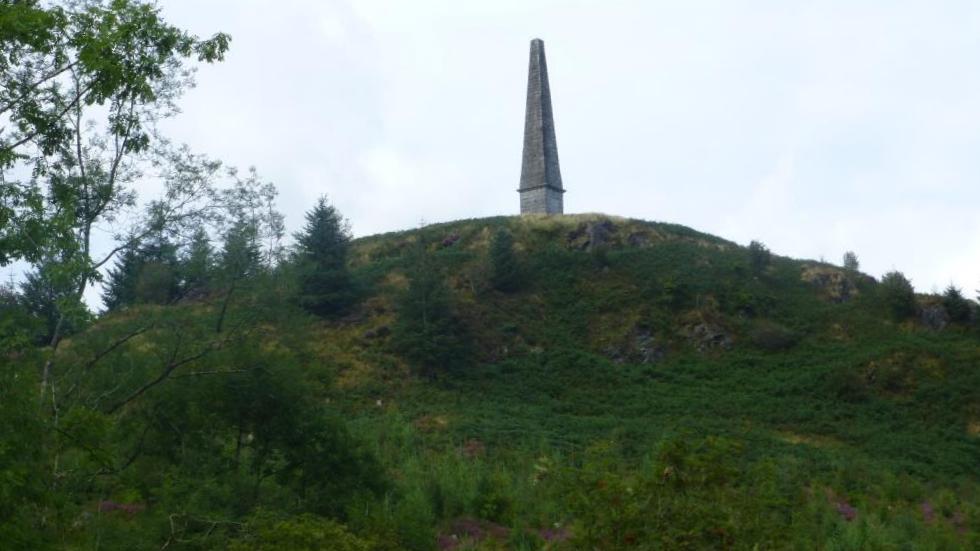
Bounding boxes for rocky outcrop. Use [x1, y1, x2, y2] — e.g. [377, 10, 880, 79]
[919, 303, 949, 331]
[632, 328, 666, 363]
[627, 232, 652, 247]
[602, 327, 666, 365]
[678, 312, 733, 352]
[567, 219, 617, 251]
[683, 321, 733, 351]
[801, 266, 860, 303]
[362, 325, 391, 340]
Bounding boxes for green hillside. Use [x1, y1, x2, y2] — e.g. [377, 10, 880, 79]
[3, 214, 979, 550]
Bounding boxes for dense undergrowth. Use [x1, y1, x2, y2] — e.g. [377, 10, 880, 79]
[3, 214, 979, 549]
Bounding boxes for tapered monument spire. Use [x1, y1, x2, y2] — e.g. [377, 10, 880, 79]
[519, 38, 564, 214]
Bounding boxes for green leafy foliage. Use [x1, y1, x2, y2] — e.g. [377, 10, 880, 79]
[0, 0, 230, 265]
[942, 285, 972, 324]
[0, 358, 48, 549]
[19, 259, 88, 343]
[179, 227, 215, 297]
[879, 271, 916, 320]
[220, 220, 263, 283]
[747, 239, 771, 273]
[391, 238, 470, 379]
[102, 237, 181, 311]
[488, 228, 520, 292]
[229, 512, 373, 551]
[3, 203, 979, 551]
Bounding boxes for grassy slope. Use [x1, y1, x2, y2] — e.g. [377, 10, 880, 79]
[13, 215, 980, 550]
[40, 213, 975, 548]
[337, 214, 978, 478]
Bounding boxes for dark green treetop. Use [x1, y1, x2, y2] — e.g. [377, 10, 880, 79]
[293, 196, 354, 317]
[880, 271, 916, 321]
[489, 227, 520, 292]
[391, 236, 469, 379]
[942, 285, 972, 324]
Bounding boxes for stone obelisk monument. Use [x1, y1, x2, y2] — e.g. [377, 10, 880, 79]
[519, 38, 565, 214]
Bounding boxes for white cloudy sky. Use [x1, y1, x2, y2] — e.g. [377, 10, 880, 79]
[7, 0, 980, 300]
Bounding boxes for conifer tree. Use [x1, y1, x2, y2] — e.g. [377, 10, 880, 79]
[842, 251, 859, 272]
[880, 271, 916, 321]
[102, 238, 180, 311]
[747, 240, 771, 274]
[391, 237, 468, 379]
[220, 220, 263, 284]
[489, 228, 520, 292]
[20, 261, 87, 344]
[942, 285, 971, 324]
[102, 248, 142, 311]
[293, 197, 353, 317]
[180, 228, 214, 297]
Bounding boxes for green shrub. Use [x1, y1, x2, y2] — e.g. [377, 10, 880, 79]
[229, 512, 372, 551]
[488, 228, 520, 292]
[879, 271, 916, 320]
[942, 285, 971, 324]
[473, 471, 514, 524]
[748, 240, 771, 274]
[748, 320, 800, 351]
[556, 437, 797, 550]
[391, 241, 470, 379]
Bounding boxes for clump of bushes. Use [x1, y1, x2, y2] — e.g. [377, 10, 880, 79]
[942, 285, 972, 324]
[488, 228, 520, 292]
[748, 320, 800, 351]
[879, 271, 916, 320]
[748, 240, 771, 274]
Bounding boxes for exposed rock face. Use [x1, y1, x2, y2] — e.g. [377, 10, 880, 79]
[632, 328, 666, 364]
[567, 219, 617, 251]
[677, 313, 733, 352]
[362, 325, 390, 340]
[683, 321, 734, 351]
[627, 232, 652, 247]
[801, 266, 859, 303]
[919, 304, 949, 331]
[602, 327, 666, 365]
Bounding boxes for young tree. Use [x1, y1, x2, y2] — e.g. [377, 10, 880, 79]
[942, 285, 971, 324]
[747, 240, 771, 274]
[842, 251, 859, 272]
[20, 260, 88, 344]
[391, 238, 468, 379]
[0, 282, 41, 352]
[102, 237, 180, 311]
[293, 197, 353, 318]
[488, 228, 520, 292]
[880, 271, 916, 321]
[179, 227, 214, 298]
[219, 220, 263, 284]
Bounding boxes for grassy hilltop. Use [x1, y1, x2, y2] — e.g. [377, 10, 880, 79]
[327, 214, 980, 547]
[4, 214, 979, 549]
[343, 214, 977, 469]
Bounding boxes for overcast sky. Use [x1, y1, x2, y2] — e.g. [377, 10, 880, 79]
[7, 0, 980, 301]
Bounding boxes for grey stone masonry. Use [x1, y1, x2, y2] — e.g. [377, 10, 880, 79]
[519, 38, 564, 214]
